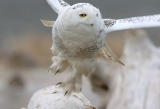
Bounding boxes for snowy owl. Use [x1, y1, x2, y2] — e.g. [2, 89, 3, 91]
[41, 0, 160, 95]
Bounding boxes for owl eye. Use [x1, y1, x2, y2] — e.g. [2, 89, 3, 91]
[79, 13, 87, 17]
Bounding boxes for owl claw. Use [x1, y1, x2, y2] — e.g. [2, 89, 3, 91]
[55, 69, 60, 75]
[49, 56, 69, 75]
[56, 82, 64, 86]
[48, 67, 60, 75]
[63, 81, 82, 96]
[64, 90, 69, 96]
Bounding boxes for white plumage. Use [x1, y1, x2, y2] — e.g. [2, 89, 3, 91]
[43, 0, 160, 94]
[47, 0, 69, 13]
[104, 14, 160, 32]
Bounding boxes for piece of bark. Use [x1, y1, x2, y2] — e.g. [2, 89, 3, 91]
[27, 85, 96, 109]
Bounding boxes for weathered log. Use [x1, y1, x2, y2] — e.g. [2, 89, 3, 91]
[89, 29, 160, 109]
[107, 29, 160, 109]
[27, 85, 96, 109]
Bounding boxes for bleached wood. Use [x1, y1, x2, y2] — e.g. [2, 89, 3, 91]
[27, 85, 96, 109]
[106, 30, 160, 109]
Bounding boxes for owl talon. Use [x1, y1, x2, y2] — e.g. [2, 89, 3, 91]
[49, 56, 69, 75]
[55, 69, 60, 75]
[56, 82, 64, 86]
[64, 90, 69, 96]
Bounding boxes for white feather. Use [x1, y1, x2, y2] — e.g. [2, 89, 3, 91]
[105, 14, 160, 32]
[46, 0, 70, 13]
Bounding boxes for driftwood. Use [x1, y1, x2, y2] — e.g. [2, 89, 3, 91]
[90, 30, 160, 109]
[27, 85, 96, 109]
[106, 30, 160, 109]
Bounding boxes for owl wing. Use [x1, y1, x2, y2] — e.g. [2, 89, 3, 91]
[46, 0, 70, 14]
[104, 14, 160, 32]
[100, 44, 125, 66]
[41, 19, 55, 27]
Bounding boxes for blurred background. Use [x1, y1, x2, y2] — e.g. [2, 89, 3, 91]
[0, 0, 160, 109]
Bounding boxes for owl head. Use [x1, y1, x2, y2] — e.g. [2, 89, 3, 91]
[57, 3, 103, 33]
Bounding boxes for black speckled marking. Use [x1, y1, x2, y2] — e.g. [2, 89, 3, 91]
[119, 15, 160, 24]
[99, 29, 103, 34]
[79, 44, 98, 56]
[104, 19, 116, 28]
[96, 13, 99, 17]
[58, 0, 69, 7]
[72, 3, 89, 9]
[90, 24, 94, 27]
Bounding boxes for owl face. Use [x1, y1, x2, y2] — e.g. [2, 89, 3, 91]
[59, 3, 103, 33]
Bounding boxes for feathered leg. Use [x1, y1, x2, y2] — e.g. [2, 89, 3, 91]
[49, 56, 69, 75]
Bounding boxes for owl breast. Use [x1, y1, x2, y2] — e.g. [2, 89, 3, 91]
[54, 33, 103, 59]
[53, 21, 105, 59]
